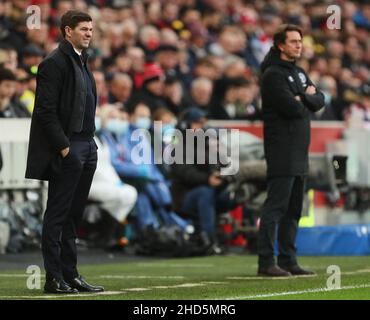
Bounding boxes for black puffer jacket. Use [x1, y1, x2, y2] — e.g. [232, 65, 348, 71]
[260, 48, 325, 177]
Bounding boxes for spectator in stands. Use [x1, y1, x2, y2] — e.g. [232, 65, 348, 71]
[151, 107, 177, 178]
[0, 45, 18, 71]
[154, 44, 187, 82]
[0, 67, 30, 118]
[344, 83, 370, 129]
[20, 44, 45, 70]
[108, 72, 133, 109]
[106, 101, 191, 234]
[89, 105, 137, 231]
[171, 107, 237, 252]
[128, 63, 166, 113]
[127, 46, 145, 89]
[163, 75, 189, 116]
[192, 57, 219, 81]
[138, 25, 160, 58]
[17, 66, 37, 114]
[208, 77, 253, 120]
[92, 70, 108, 107]
[190, 77, 213, 111]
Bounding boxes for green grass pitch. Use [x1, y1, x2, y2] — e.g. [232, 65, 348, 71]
[0, 255, 369, 300]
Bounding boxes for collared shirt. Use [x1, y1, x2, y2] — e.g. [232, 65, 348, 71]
[73, 47, 82, 56]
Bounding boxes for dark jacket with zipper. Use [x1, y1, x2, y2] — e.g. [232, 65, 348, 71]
[25, 40, 97, 181]
[260, 47, 325, 177]
[170, 128, 220, 213]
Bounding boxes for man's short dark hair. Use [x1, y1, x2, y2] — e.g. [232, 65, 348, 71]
[273, 24, 303, 50]
[0, 67, 16, 84]
[60, 10, 92, 38]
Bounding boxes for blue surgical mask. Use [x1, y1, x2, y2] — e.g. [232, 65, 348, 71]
[135, 117, 151, 130]
[162, 124, 176, 144]
[95, 117, 101, 131]
[162, 123, 175, 135]
[106, 119, 129, 136]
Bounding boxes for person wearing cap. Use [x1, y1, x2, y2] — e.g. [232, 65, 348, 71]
[25, 10, 104, 294]
[21, 44, 45, 69]
[171, 107, 234, 253]
[127, 62, 167, 113]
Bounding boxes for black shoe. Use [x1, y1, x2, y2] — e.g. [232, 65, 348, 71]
[66, 275, 104, 293]
[279, 265, 316, 276]
[44, 278, 78, 294]
[257, 265, 292, 277]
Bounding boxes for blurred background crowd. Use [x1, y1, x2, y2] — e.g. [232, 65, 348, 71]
[0, 0, 369, 123]
[1, 0, 370, 254]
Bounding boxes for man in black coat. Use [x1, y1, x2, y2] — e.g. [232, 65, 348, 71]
[257, 24, 325, 277]
[25, 10, 104, 294]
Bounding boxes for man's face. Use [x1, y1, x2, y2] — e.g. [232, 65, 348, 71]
[111, 78, 132, 103]
[147, 79, 164, 96]
[0, 80, 16, 100]
[192, 84, 212, 106]
[65, 21, 93, 50]
[190, 118, 207, 130]
[279, 30, 302, 61]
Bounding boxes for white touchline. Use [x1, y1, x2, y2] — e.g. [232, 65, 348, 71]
[99, 275, 185, 279]
[135, 263, 215, 268]
[220, 283, 370, 300]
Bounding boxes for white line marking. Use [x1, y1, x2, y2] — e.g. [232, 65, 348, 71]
[227, 275, 317, 280]
[99, 275, 185, 279]
[0, 274, 45, 278]
[120, 281, 228, 291]
[124, 288, 151, 292]
[221, 284, 370, 300]
[135, 263, 215, 268]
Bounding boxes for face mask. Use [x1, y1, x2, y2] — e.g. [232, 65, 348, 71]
[95, 117, 101, 131]
[135, 117, 151, 130]
[162, 123, 175, 135]
[162, 124, 176, 144]
[106, 119, 129, 136]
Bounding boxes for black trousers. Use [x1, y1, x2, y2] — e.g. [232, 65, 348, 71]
[42, 139, 97, 281]
[257, 175, 305, 268]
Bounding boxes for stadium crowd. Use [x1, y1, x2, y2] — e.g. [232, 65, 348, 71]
[0, 0, 370, 252]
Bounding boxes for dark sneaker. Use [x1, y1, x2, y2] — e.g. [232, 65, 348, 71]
[257, 265, 292, 277]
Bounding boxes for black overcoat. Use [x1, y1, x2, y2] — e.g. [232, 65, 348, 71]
[25, 40, 96, 181]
